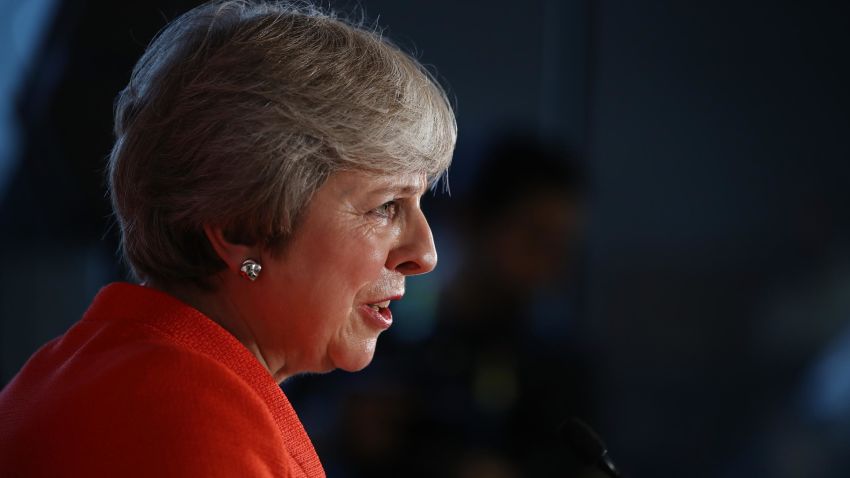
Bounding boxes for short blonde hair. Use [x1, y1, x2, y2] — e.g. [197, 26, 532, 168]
[108, 0, 456, 289]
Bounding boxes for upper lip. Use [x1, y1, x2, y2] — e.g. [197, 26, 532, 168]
[366, 294, 403, 308]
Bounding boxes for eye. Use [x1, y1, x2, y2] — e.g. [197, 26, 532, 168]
[371, 200, 399, 220]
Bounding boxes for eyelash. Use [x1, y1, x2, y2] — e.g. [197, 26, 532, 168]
[371, 200, 399, 220]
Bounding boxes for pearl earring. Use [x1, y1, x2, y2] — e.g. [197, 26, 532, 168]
[239, 259, 262, 281]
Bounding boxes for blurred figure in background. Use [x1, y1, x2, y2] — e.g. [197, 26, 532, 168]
[413, 135, 588, 477]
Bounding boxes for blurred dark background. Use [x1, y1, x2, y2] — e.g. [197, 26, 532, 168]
[2, 0, 850, 477]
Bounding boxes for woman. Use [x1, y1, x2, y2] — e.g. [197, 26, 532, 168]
[0, 1, 456, 476]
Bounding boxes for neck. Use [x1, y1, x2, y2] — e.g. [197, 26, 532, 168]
[147, 279, 278, 379]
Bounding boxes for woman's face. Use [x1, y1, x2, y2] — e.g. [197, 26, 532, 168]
[246, 170, 437, 378]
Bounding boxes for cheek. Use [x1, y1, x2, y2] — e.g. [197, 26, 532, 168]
[293, 223, 397, 314]
[294, 242, 387, 319]
[335, 235, 392, 284]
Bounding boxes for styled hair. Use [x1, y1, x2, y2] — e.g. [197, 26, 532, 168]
[108, 0, 456, 289]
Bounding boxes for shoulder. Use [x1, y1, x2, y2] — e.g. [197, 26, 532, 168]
[106, 344, 293, 475]
[2, 321, 294, 477]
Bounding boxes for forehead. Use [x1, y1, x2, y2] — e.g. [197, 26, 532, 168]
[327, 170, 428, 198]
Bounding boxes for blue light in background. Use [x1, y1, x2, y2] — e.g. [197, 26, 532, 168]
[0, 0, 57, 199]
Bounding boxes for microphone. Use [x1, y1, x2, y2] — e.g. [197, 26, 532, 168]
[560, 417, 623, 478]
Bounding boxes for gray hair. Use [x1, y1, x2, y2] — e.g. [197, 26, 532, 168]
[108, 0, 457, 289]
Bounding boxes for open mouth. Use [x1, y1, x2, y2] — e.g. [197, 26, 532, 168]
[368, 301, 392, 320]
[361, 299, 394, 328]
[368, 300, 391, 312]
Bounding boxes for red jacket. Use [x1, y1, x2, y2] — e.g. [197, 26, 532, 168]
[0, 283, 325, 477]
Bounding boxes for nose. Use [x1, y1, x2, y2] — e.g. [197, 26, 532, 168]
[387, 206, 438, 276]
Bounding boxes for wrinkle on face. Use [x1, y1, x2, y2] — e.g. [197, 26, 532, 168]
[243, 169, 434, 378]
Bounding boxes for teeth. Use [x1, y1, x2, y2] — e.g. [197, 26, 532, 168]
[368, 301, 391, 310]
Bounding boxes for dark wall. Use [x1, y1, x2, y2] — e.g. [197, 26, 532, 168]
[586, 2, 850, 476]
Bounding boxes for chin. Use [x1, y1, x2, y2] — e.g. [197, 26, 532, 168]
[338, 360, 372, 373]
[330, 338, 378, 372]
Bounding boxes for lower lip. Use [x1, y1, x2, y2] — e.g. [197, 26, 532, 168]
[358, 304, 393, 330]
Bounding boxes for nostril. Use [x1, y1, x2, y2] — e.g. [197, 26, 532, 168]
[395, 250, 437, 276]
[396, 260, 423, 275]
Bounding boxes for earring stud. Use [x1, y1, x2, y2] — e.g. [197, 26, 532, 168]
[239, 259, 262, 281]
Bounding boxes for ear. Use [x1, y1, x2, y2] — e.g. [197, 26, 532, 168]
[203, 224, 259, 275]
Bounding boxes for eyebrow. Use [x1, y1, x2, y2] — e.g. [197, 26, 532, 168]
[368, 184, 425, 197]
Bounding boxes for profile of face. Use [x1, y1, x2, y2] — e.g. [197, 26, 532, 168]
[229, 171, 437, 379]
